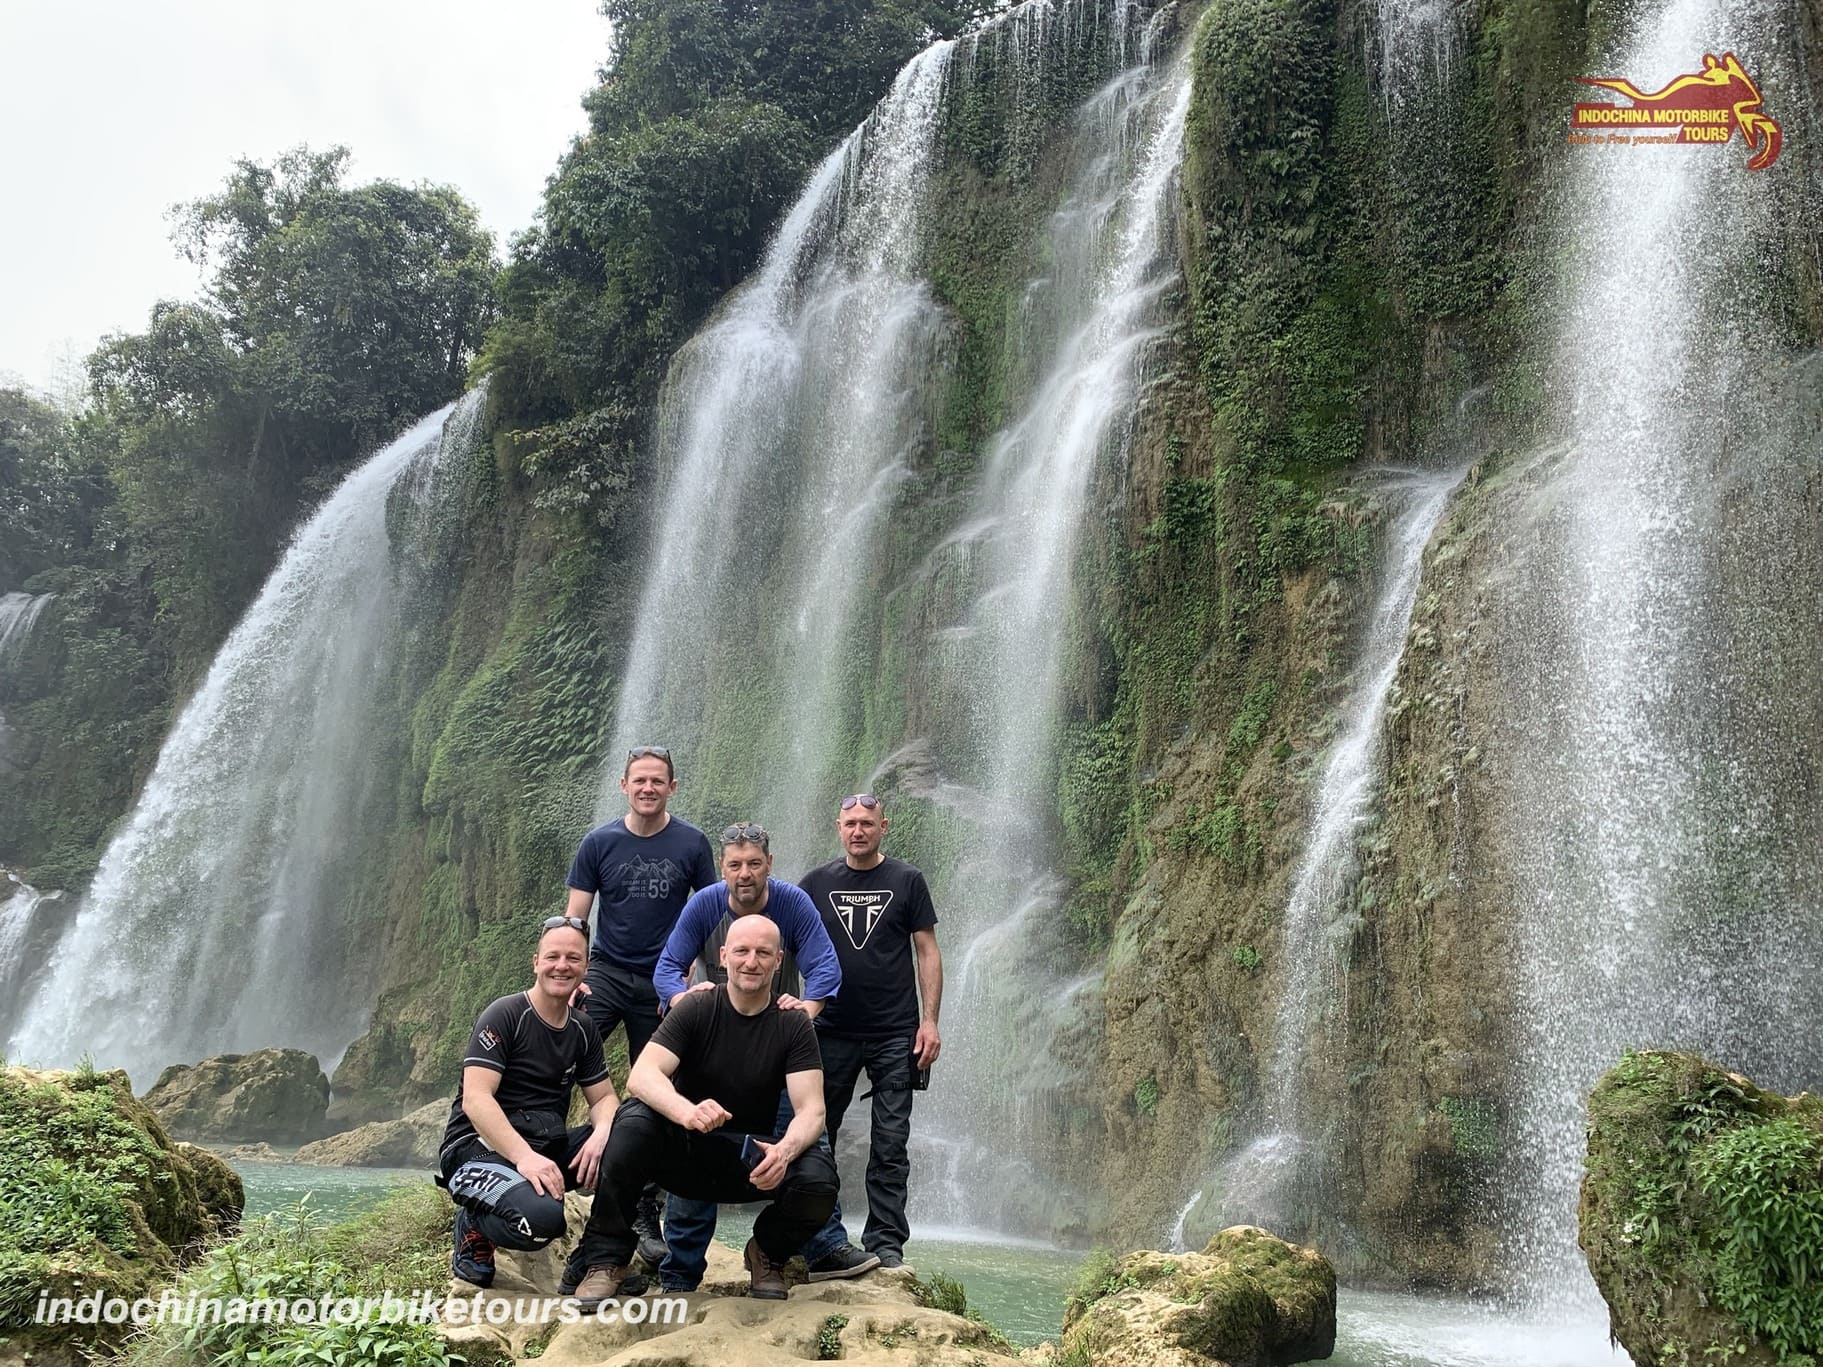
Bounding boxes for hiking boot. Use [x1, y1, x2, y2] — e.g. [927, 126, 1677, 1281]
[557, 1247, 586, 1297]
[744, 1237, 789, 1300]
[632, 1192, 669, 1270]
[450, 1209, 495, 1288]
[806, 1243, 881, 1282]
[571, 1263, 631, 1310]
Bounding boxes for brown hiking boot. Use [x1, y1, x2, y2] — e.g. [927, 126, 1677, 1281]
[571, 1263, 631, 1309]
[744, 1237, 788, 1300]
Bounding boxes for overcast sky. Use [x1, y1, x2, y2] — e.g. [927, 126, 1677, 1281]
[0, 0, 609, 394]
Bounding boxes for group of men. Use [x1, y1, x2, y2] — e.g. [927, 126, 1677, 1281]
[436, 745, 943, 1305]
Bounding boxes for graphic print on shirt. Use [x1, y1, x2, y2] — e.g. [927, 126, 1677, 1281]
[619, 856, 684, 902]
[829, 890, 893, 950]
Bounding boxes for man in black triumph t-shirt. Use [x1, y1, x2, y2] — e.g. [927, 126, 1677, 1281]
[437, 916, 619, 1289]
[795, 792, 942, 1273]
[568, 914, 837, 1306]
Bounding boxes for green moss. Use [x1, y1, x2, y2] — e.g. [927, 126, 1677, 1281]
[1136, 1076, 1160, 1118]
[1436, 1096, 1498, 1161]
[1581, 1050, 1823, 1365]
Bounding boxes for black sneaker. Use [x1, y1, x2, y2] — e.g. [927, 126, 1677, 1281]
[875, 1249, 906, 1270]
[451, 1209, 496, 1288]
[806, 1243, 882, 1281]
[557, 1247, 586, 1296]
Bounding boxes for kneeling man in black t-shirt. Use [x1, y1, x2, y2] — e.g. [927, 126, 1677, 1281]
[437, 916, 618, 1289]
[571, 914, 836, 1306]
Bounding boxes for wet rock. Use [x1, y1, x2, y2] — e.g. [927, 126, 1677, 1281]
[294, 1099, 446, 1167]
[1059, 1226, 1336, 1367]
[141, 1048, 330, 1143]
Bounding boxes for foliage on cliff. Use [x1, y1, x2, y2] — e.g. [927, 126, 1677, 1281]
[1581, 1050, 1823, 1366]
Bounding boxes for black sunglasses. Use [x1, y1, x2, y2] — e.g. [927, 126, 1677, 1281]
[542, 915, 588, 934]
[722, 822, 770, 849]
[840, 794, 881, 810]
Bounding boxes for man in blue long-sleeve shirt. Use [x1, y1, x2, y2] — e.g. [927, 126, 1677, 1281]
[649, 822, 844, 1290]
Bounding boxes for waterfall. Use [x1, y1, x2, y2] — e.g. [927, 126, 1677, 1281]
[906, 25, 1192, 1234]
[10, 395, 484, 1084]
[602, 39, 956, 866]
[0, 592, 54, 660]
[1206, 470, 1463, 1232]
[598, 0, 1189, 1233]
[1492, 0, 1823, 1301]
[0, 877, 67, 1046]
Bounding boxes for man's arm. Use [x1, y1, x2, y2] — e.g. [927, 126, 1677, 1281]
[459, 1066, 567, 1197]
[569, 1077, 619, 1191]
[913, 927, 943, 1067]
[748, 1067, 826, 1192]
[565, 887, 595, 923]
[775, 885, 841, 1018]
[627, 1038, 733, 1131]
[654, 890, 719, 1006]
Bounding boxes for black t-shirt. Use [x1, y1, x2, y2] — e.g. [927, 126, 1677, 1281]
[648, 987, 822, 1134]
[441, 993, 610, 1156]
[798, 856, 938, 1039]
[565, 816, 717, 974]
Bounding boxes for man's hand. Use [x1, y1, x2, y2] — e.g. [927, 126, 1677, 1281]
[518, 1151, 566, 1199]
[569, 980, 594, 1008]
[747, 1137, 793, 1191]
[681, 1098, 733, 1133]
[668, 982, 717, 1009]
[571, 1126, 611, 1191]
[914, 1021, 941, 1068]
[777, 994, 805, 1012]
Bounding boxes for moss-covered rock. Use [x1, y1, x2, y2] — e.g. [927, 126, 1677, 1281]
[141, 1047, 330, 1143]
[1580, 1050, 1823, 1366]
[1059, 1226, 1335, 1367]
[0, 1066, 242, 1361]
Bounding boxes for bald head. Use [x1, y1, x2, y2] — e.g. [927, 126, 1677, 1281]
[721, 913, 782, 1002]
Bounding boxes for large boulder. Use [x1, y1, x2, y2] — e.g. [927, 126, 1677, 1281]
[294, 1099, 447, 1167]
[442, 1200, 1026, 1367]
[0, 1066, 243, 1363]
[1058, 1227, 1336, 1367]
[1581, 1050, 1823, 1365]
[141, 1047, 329, 1143]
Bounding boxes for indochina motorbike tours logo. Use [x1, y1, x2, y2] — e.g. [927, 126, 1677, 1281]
[1568, 52, 1782, 170]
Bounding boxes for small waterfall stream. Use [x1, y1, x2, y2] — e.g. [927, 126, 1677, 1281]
[11, 396, 484, 1082]
[1209, 469, 1463, 1233]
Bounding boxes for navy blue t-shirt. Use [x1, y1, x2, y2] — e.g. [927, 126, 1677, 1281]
[566, 817, 717, 974]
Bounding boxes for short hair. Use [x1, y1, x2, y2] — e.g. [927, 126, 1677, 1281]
[720, 822, 771, 855]
[624, 745, 675, 780]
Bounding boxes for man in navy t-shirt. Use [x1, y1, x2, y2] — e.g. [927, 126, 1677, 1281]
[795, 793, 941, 1273]
[562, 745, 715, 1268]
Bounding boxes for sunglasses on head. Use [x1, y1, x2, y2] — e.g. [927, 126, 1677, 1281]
[542, 915, 588, 934]
[626, 745, 672, 763]
[722, 823, 770, 846]
[840, 794, 881, 811]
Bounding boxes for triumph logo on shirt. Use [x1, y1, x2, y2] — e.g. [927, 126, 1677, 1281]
[829, 891, 892, 950]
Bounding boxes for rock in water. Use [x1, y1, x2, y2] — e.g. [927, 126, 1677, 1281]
[141, 1047, 330, 1143]
[294, 1100, 447, 1167]
[1059, 1226, 1337, 1367]
[1581, 1050, 1823, 1366]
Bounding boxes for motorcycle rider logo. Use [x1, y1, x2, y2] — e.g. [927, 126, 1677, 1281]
[829, 891, 893, 950]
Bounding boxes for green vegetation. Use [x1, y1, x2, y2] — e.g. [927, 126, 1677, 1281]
[816, 1311, 850, 1359]
[0, 1067, 240, 1353]
[110, 1188, 455, 1367]
[909, 1271, 1015, 1353]
[1136, 1076, 1160, 1117]
[1436, 1096, 1497, 1161]
[1582, 1050, 1823, 1365]
[1232, 944, 1262, 975]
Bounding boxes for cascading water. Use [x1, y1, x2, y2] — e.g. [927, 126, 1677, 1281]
[11, 395, 484, 1083]
[1209, 469, 1463, 1234]
[602, 42, 955, 865]
[599, 0, 1191, 1234]
[1494, 0, 1823, 1302]
[902, 11, 1192, 1234]
[0, 592, 54, 659]
[0, 876, 67, 1045]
